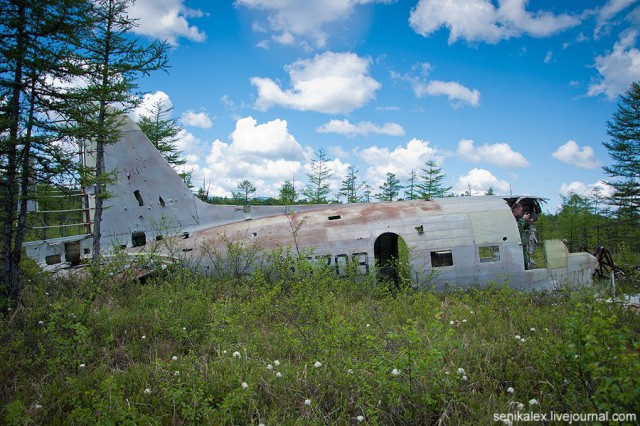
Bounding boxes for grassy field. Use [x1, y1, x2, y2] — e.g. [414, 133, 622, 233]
[1, 256, 639, 425]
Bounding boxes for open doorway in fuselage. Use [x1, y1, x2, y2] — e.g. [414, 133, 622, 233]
[374, 232, 409, 287]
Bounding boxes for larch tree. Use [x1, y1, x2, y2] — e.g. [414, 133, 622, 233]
[376, 172, 402, 202]
[278, 180, 297, 205]
[339, 166, 360, 203]
[72, 0, 169, 262]
[417, 160, 451, 199]
[137, 98, 185, 167]
[137, 98, 192, 187]
[303, 148, 333, 204]
[404, 170, 418, 200]
[603, 81, 640, 221]
[0, 0, 90, 305]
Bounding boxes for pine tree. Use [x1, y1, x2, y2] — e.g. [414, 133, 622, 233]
[376, 172, 402, 202]
[303, 148, 333, 204]
[417, 160, 451, 199]
[603, 81, 640, 220]
[234, 180, 256, 205]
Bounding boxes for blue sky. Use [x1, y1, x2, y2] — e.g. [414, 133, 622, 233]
[127, 0, 640, 212]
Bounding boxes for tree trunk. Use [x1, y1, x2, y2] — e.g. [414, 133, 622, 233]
[1, 3, 26, 304]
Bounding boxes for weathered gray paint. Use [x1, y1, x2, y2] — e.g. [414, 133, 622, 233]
[24, 114, 598, 290]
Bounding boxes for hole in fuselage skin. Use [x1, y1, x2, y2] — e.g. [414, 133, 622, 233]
[134, 190, 144, 206]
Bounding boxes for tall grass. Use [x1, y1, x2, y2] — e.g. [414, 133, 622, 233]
[1, 255, 639, 424]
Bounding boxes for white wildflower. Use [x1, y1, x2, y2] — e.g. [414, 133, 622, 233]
[172, 356, 178, 361]
[274, 359, 280, 366]
[144, 388, 151, 394]
[515, 335, 521, 340]
[462, 319, 467, 323]
[347, 369, 354, 374]
[506, 387, 514, 394]
[366, 323, 370, 327]
[314, 361, 322, 368]
[34, 404, 42, 410]
[529, 398, 539, 406]
[233, 351, 241, 358]
[304, 399, 311, 406]
[517, 402, 525, 411]
[267, 364, 273, 370]
[79, 363, 86, 369]
[520, 338, 526, 343]
[174, 371, 180, 376]
[38, 320, 44, 325]
[530, 327, 536, 332]
[141, 335, 146, 340]
[356, 415, 365, 422]
[391, 368, 400, 376]
[241, 382, 248, 390]
[449, 320, 455, 325]
[502, 419, 512, 426]
[457, 367, 465, 376]
[276, 372, 282, 378]
[462, 375, 468, 381]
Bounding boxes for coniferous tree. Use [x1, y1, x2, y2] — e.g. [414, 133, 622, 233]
[1, 0, 91, 304]
[603, 81, 640, 221]
[72, 0, 169, 262]
[376, 172, 402, 202]
[137, 99, 185, 167]
[361, 182, 373, 203]
[303, 148, 333, 204]
[417, 160, 451, 199]
[339, 166, 360, 203]
[136, 99, 193, 187]
[279, 180, 297, 204]
[405, 170, 418, 200]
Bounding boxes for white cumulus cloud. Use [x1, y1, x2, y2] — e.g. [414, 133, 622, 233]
[456, 139, 529, 168]
[409, 0, 580, 44]
[588, 30, 640, 100]
[251, 51, 381, 114]
[416, 80, 481, 107]
[199, 116, 307, 197]
[398, 63, 480, 108]
[316, 119, 405, 137]
[235, 0, 392, 48]
[454, 168, 511, 195]
[552, 140, 600, 169]
[131, 91, 173, 122]
[357, 138, 447, 188]
[180, 110, 213, 128]
[559, 180, 614, 198]
[128, 0, 206, 45]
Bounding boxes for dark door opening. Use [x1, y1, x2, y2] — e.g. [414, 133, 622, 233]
[374, 232, 400, 286]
